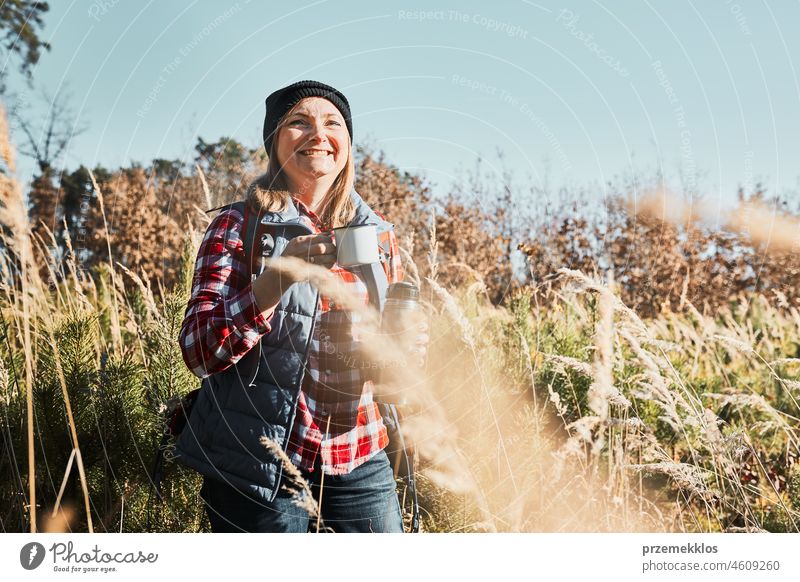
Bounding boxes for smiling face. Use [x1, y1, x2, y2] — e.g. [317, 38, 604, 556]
[275, 96, 350, 191]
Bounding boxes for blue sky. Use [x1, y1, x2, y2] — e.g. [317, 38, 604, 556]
[5, 0, 800, 214]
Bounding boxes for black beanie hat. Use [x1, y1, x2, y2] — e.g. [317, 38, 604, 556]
[262, 80, 352, 153]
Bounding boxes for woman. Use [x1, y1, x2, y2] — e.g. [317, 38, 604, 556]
[174, 80, 426, 533]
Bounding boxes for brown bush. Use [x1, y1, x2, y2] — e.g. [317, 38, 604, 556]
[519, 190, 800, 317]
[84, 167, 185, 284]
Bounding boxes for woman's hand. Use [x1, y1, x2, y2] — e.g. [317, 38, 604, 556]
[354, 318, 429, 383]
[373, 319, 430, 369]
[252, 232, 335, 311]
[280, 232, 337, 281]
[411, 320, 430, 367]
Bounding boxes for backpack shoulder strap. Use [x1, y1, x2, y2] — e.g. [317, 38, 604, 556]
[230, 200, 262, 382]
[229, 200, 261, 281]
[362, 263, 384, 312]
[359, 223, 394, 314]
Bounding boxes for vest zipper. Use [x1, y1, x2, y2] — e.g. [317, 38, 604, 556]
[280, 287, 320, 453]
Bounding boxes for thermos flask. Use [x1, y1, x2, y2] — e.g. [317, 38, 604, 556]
[379, 282, 424, 404]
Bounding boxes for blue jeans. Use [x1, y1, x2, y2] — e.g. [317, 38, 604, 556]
[200, 448, 404, 533]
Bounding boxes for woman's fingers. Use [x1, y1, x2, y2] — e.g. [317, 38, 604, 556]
[307, 235, 336, 269]
[412, 333, 429, 367]
[284, 234, 337, 268]
[303, 233, 333, 244]
[312, 242, 336, 256]
[414, 345, 427, 367]
[304, 236, 333, 259]
[287, 233, 332, 252]
[313, 253, 337, 268]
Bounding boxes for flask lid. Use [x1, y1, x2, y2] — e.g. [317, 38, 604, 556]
[386, 281, 419, 302]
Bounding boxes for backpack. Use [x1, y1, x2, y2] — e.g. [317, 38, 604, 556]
[150, 199, 419, 533]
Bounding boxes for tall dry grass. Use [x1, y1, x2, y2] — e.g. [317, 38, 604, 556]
[0, 105, 203, 532]
[264, 216, 799, 531]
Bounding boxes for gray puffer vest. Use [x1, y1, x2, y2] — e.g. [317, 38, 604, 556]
[174, 188, 393, 503]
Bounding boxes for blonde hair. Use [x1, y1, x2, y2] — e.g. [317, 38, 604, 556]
[245, 99, 356, 228]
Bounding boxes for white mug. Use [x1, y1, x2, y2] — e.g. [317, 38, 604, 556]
[333, 225, 379, 267]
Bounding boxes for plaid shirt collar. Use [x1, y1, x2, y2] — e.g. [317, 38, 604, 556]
[290, 195, 326, 229]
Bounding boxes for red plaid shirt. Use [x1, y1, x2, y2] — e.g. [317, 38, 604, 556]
[179, 198, 404, 476]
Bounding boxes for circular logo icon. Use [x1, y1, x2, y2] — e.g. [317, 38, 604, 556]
[20, 542, 46, 570]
